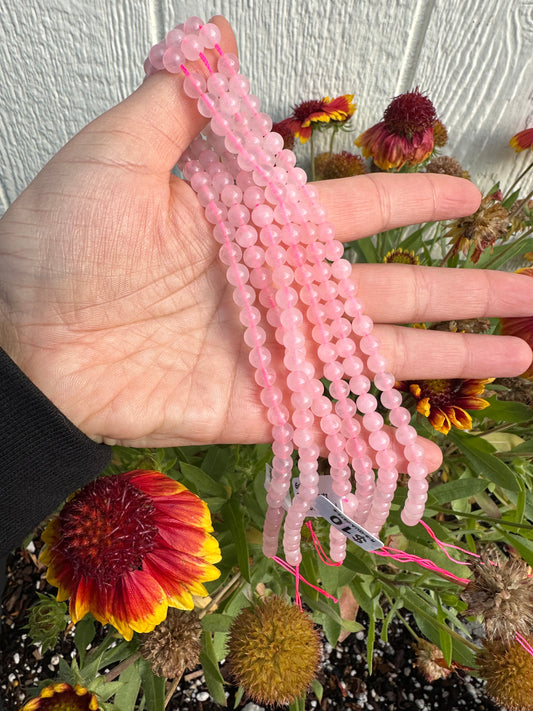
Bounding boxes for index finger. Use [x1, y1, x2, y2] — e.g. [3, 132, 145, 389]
[317, 172, 481, 241]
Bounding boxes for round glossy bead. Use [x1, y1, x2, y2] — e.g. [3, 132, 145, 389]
[183, 72, 206, 98]
[149, 41, 166, 70]
[163, 45, 185, 73]
[199, 22, 221, 48]
[407, 461, 429, 479]
[374, 371, 395, 392]
[404, 443, 425, 461]
[357, 393, 377, 413]
[381, 389, 403, 409]
[367, 354, 388, 373]
[184, 16, 203, 32]
[375, 449, 397, 469]
[395, 425, 418, 445]
[368, 430, 391, 451]
[181, 34, 204, 61]
[363, 412, 384, 432]
[352, 315, 373, 336]
[389, 406, 411, 427]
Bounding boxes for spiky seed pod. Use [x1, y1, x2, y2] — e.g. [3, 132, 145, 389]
[227, 596, 321, 706]
[477, 637, 533, 711]
[445, 194, 510, 263]
[461, 553, 533, 644]
[426, 155, 470, 179]
[432, 120, 448, 148]
[314, 151, 367, 180]
[139, 608, 202, 678]
[26, 593, 68, 652]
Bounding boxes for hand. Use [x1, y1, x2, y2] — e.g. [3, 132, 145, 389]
[0, 18, 531, 477]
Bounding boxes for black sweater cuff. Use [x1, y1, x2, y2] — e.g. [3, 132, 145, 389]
[0, 348, 112, 591]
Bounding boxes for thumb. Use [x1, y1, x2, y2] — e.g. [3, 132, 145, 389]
[81, 16, 238, 174]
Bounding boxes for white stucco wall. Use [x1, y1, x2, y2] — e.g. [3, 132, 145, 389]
[1, 0, 532, 214]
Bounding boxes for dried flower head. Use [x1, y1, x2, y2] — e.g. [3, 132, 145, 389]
[272, 119, 295, 150]
[430, 318, 491, 334]
[500, 268, 533, 379]
[477, 637, 533, 711]
[426, 155, 470, 179]
[314, 151, 367, 180]
[227, 596, 321, 705]
[20, 683, 100, 711]
[140, 608, 202, 678]
[40, 470, 221, 640]
[432, 119, 448, 148]
[355, 88, 438, 170]
[510, 127, 533, 152]
[283, 95, 355, 144]
[414, 639, 452, 682]
[461, 553, 533, 643]
[397, 378, 493, 434]
[383, 248, 420, 265]
[26, 593, 68, 652]
[445, 194, 510, 263]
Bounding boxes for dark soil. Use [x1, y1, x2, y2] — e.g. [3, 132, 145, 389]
[1, 532, 503, 711]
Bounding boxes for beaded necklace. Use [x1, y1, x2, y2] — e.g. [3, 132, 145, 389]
[144, 17, 431, 567]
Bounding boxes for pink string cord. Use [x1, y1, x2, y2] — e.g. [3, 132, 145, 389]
[306, 521, 343, 567]
[419, 520, 481, 566]
[272, 556, 339, 605]
[516, 631, 533, 658]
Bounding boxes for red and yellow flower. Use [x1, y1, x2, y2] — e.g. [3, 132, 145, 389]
[355, 88, 438, 171]
[40, 470, 221, 641]
[398, 378, 493, 434]
[21, 683, 100, 711]
[500, 267, 533, 379]
[510, 127, 533, 152]
[281, 94, 355, 144]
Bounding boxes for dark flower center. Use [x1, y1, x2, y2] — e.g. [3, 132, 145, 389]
[292, 100, 326, 121]
[383, 89, 436, 137]
[418, 379, 462, 408]
[57, 475, 157, 585]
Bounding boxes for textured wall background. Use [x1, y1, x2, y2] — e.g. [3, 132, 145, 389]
[1, 0, 532, 214]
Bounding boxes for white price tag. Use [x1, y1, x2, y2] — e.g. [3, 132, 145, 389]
[314, 495, 383, 551]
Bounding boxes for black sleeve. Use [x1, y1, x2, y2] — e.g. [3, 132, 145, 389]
[0, 348, 112, 592]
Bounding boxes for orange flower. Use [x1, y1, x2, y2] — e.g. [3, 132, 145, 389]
[21, 683, 100, 711]
[40, 470, 221, 641]
[510, 127, 533, 152]
[500, 267, 533, 379]
[283, 95, 355, 143]
[355, 88, 438, 170]
[398, 378, 493, 434]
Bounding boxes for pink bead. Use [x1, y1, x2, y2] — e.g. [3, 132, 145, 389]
[367, 354, 388, 373]
[368, 430, 391, 451]
[291, 391, 313, 410]
[389, 406, 411, 427]
[381, 389, 403, 409]
[329, 380, 350, 400]
[183, 72, 206, 98]
[243, 246, 265, 269]
[311, 396, 332, 417]
[352, 315, 373, 336]
[343, 356, 363, 377]
[404, 443, 425, 461]
[350, 375, 370, 395]
[197, 93, 216, 118]
[226, 263, 249, 286]
[228, 203, 250, 227]
[360, 335, 381, 355]
[235, 224, 257, 247]
[325, 433, 345, 452]
[255, 367, 276, 388]
[299, 444, 320, 461]
[337, 400, 357, 420]
[357, 393, 377, 413]
[241, 307, 262, 329]
[293, 428, 314, 448]
[321, 414, 341, 435]
[375, 449, 397, 468]
[408, 478, 429, 494]
[272, 266, 294, 288]
[205, 200, 226, 224]
[272, 423, 293, 443]
[363, 412, 384, 432]
[317, 343, 336, 363]
[163, 45, 185, 73]
[395, 425, 418, 445]
[322, 361, 343, 382]
[332, 480, 352, 496]
[199, 22, 221, 48]
[184, 16, 203, 33]
[372, 371, 394, 392]
[329, 451, 349, 468]
[149, 41, 166, 70]
[377, 468, 398, 486]
[407, 461, 429, 479]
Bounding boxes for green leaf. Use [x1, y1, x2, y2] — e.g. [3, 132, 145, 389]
[201, 613, 234, 633]
[137, 659, 165, 711]
[112, 663, 142, 711]
[178, 461, 227, 498]
[200, 631, 227, 707]
[366, 609, 376, 675]
[74, 615, 96, 667]
[202, 446, 234, 481]
[482, 397, 533, 423]
[447, 430, 520, 492]
[427, 477, 487, 504]
[221, 499, 250, 581]
[311, 679, 324, 703]
[437, 601, 453, 667]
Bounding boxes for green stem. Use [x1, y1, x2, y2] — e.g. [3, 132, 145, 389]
[483, 225, 533, 269]
[310, 130, 316, 182]
[104, 651, 141, 683]
[504, 160, 533, 199]
[394, 609, 421, 642]
[508, 186, 533, 219]
[329, 125, 338, 157]
[198, 571, 242, 619]
[439, 243, 457, 267]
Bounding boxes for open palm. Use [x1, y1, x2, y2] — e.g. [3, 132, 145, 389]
[1, 17, 532, 474]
